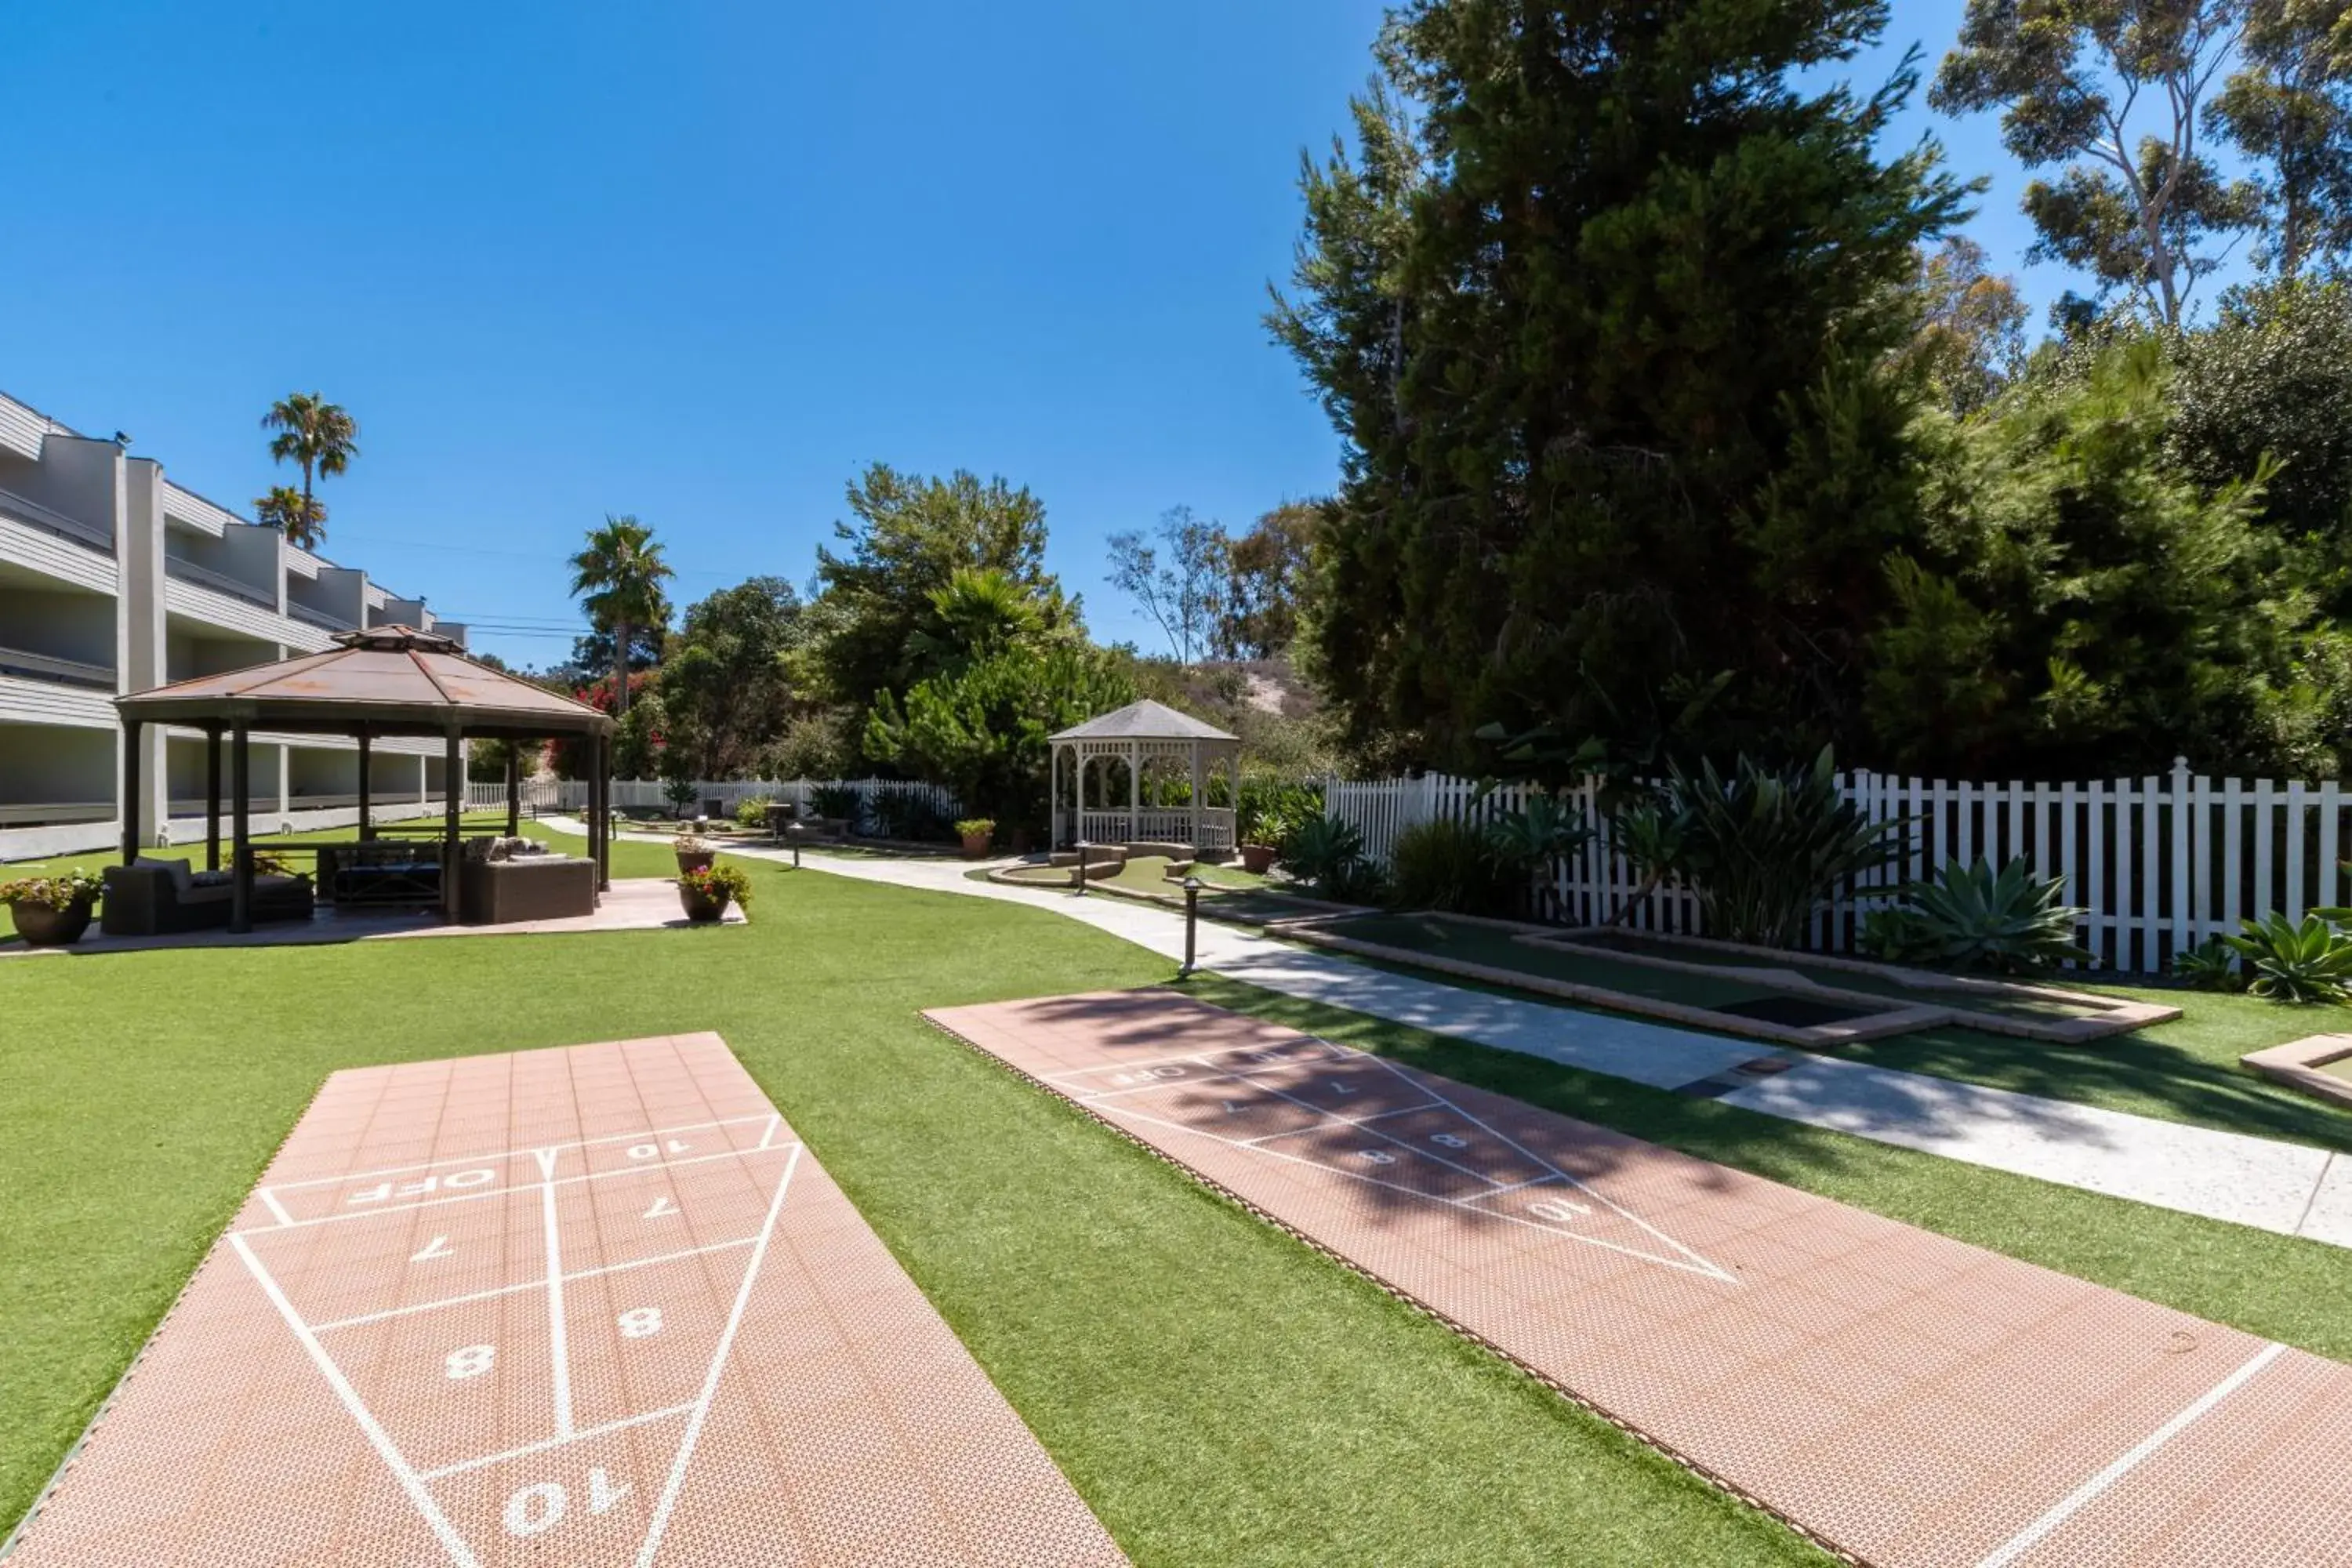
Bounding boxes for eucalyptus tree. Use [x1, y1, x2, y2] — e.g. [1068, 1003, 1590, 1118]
[568, 515, 674, 714]
[1932, 0, 2263, 325]
[2208, 0, 2352, 278]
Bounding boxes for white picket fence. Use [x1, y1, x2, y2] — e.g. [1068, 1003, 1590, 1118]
[1327, 759, 2352, 975]
[461, 778, 564, 814]
[532, 776, 961, 833]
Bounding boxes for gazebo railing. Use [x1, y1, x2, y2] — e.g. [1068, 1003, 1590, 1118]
[1077, 807, 1236, 850]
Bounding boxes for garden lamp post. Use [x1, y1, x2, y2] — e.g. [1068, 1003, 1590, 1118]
[1181, 875, 1203, 977]
[1075, 840, 1090, 897]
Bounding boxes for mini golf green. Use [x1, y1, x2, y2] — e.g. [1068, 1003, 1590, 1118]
[1303, 913, 1886, 1025]
[1564, 930, 2109, 1025]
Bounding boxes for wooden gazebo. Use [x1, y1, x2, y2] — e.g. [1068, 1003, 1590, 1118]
[114, 626, 616, 931]
[1048, 699, 1240, 855]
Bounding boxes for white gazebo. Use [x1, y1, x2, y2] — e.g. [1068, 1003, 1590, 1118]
[1049, 699, 1241, 855]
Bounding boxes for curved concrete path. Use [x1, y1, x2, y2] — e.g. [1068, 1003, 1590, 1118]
[552, 821, 2352, 1250]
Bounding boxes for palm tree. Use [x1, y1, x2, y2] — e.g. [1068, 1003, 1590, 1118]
[260, 393, 359, 518]
[253, 485, 328, 550]
[568, 515, 673, 713]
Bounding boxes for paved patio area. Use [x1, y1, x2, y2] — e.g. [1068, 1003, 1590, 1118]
[933, 989, 2352, 1568]
[3, 1033, 1121, 1567]
[2, 878, 745, 958]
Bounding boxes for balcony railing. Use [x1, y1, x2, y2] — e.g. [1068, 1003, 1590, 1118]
[165, 555, 278, 609]
[288, 600, 357, 632]
[0, 487, 112, 553]
[0, 644, 117, 688]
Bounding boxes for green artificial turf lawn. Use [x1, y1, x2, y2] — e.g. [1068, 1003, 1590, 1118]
[0, 829, 1824, 1566]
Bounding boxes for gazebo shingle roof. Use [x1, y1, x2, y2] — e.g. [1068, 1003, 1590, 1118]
[115, 626, 612, 737]
[1050, 699, 1236, 744]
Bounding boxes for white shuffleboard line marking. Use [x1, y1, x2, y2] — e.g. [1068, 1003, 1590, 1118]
[310, 1238, 761, 1332]
[1092, 1099, 1719, 1277]
[635, 1142, 803, 1568]
[234, 1142, 801, 1234]
[1360, 1054, 1738, 1284]
[416, 1403, 697, 1480]
[535, 1149, 574, 1438]
[756, 1113, 779, 1151]
[1218, 1065, 1493, 1182]
[230, 1233, 481, 1568]
[265, 1114, 777, 1194]
[1976, 1341, 2288, 1568]
[257, 1187, 295, 1227]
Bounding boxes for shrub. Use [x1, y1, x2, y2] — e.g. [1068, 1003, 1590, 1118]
[2220, 913, 2352, 1004]
[2172, 938, 2245, 992]
[0, 869, 103, 909]
[956, 818, 996, 839]
[1237, 777, 1323, 847]
[673, 833, 714, 853]
[735, 797, 773, 830]
[1657, 749, 1901, 948]
[1485, 793, 1591, 919]
[661, 772, 701, 816]
[1278, 812, 1369, 899]
[1859, 857, 2092, 973]
[1388, 818, 1518, 916]
[810, 783, 861, 822]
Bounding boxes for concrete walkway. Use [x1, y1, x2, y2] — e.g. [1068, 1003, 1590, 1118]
[553, 820, 2352, 1250]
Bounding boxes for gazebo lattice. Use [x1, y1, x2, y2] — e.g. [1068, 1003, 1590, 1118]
[1048, 699, 1240, 855]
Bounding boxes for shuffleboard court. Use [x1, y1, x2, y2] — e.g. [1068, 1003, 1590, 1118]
[929, 989, 2352, 1568]
[4, 1033, 1125, 1567]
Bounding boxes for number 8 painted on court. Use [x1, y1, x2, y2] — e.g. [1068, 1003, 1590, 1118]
[618, 1307, 663, 1339]
[445, 1344, 495, 1380]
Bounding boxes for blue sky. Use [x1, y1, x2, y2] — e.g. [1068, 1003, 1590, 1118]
[1, 0, 2209, 670]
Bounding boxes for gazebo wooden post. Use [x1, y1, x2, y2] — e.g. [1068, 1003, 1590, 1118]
[1048, 745, 1059, 851]
[505, 746, 521, 837]
[1127, 739, 1140, 843]
[1189, 742, 1205, 853]
[594, 732, 612, 894]
[356, 731, 372, 842]
[230, 723, 252, 935]
[119, 717, 143, 865]
[441, 729, 463, 925]
[205, 724, 223, 871]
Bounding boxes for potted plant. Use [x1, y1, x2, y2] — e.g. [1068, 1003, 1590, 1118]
[673, 833, 717, 875]
[2, 868, 105, 948]
[1237, 806, 1289, 875]
[956, 818, 996, 858]
[677, 862, 752, 923]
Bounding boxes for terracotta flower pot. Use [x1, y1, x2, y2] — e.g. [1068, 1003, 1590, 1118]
[11, 894, 95, 947]
[675, 848, 717, 876]
[1239, 844, 1277, 875]
[960, 832, 994, 860]
[677, 886, 731, 923]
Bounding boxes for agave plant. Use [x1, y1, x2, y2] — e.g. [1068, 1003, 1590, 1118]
[1277, 813, 1370, 900]
[1661, 749, 1903, 949]
[2221, 913, 2352, 1004]
[2171, 938, 2245, 993]
[1860, 857, 2092, 973]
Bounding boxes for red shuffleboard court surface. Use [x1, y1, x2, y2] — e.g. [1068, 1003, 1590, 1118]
[3, 1033, 1124, 1568]
[928, 990, 2352, 1568]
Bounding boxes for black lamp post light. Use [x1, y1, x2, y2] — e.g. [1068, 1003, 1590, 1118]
[1180, 874, 1203, 977]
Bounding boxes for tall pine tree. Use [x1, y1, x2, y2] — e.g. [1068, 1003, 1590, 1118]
[1273, 0, 1967, 769]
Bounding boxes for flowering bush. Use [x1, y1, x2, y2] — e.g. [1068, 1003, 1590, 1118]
[673, 833, 714, 853]
[0, 869, 104, 910]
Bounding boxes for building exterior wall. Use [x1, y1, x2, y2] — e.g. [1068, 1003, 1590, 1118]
[0, 388, 465, 862]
